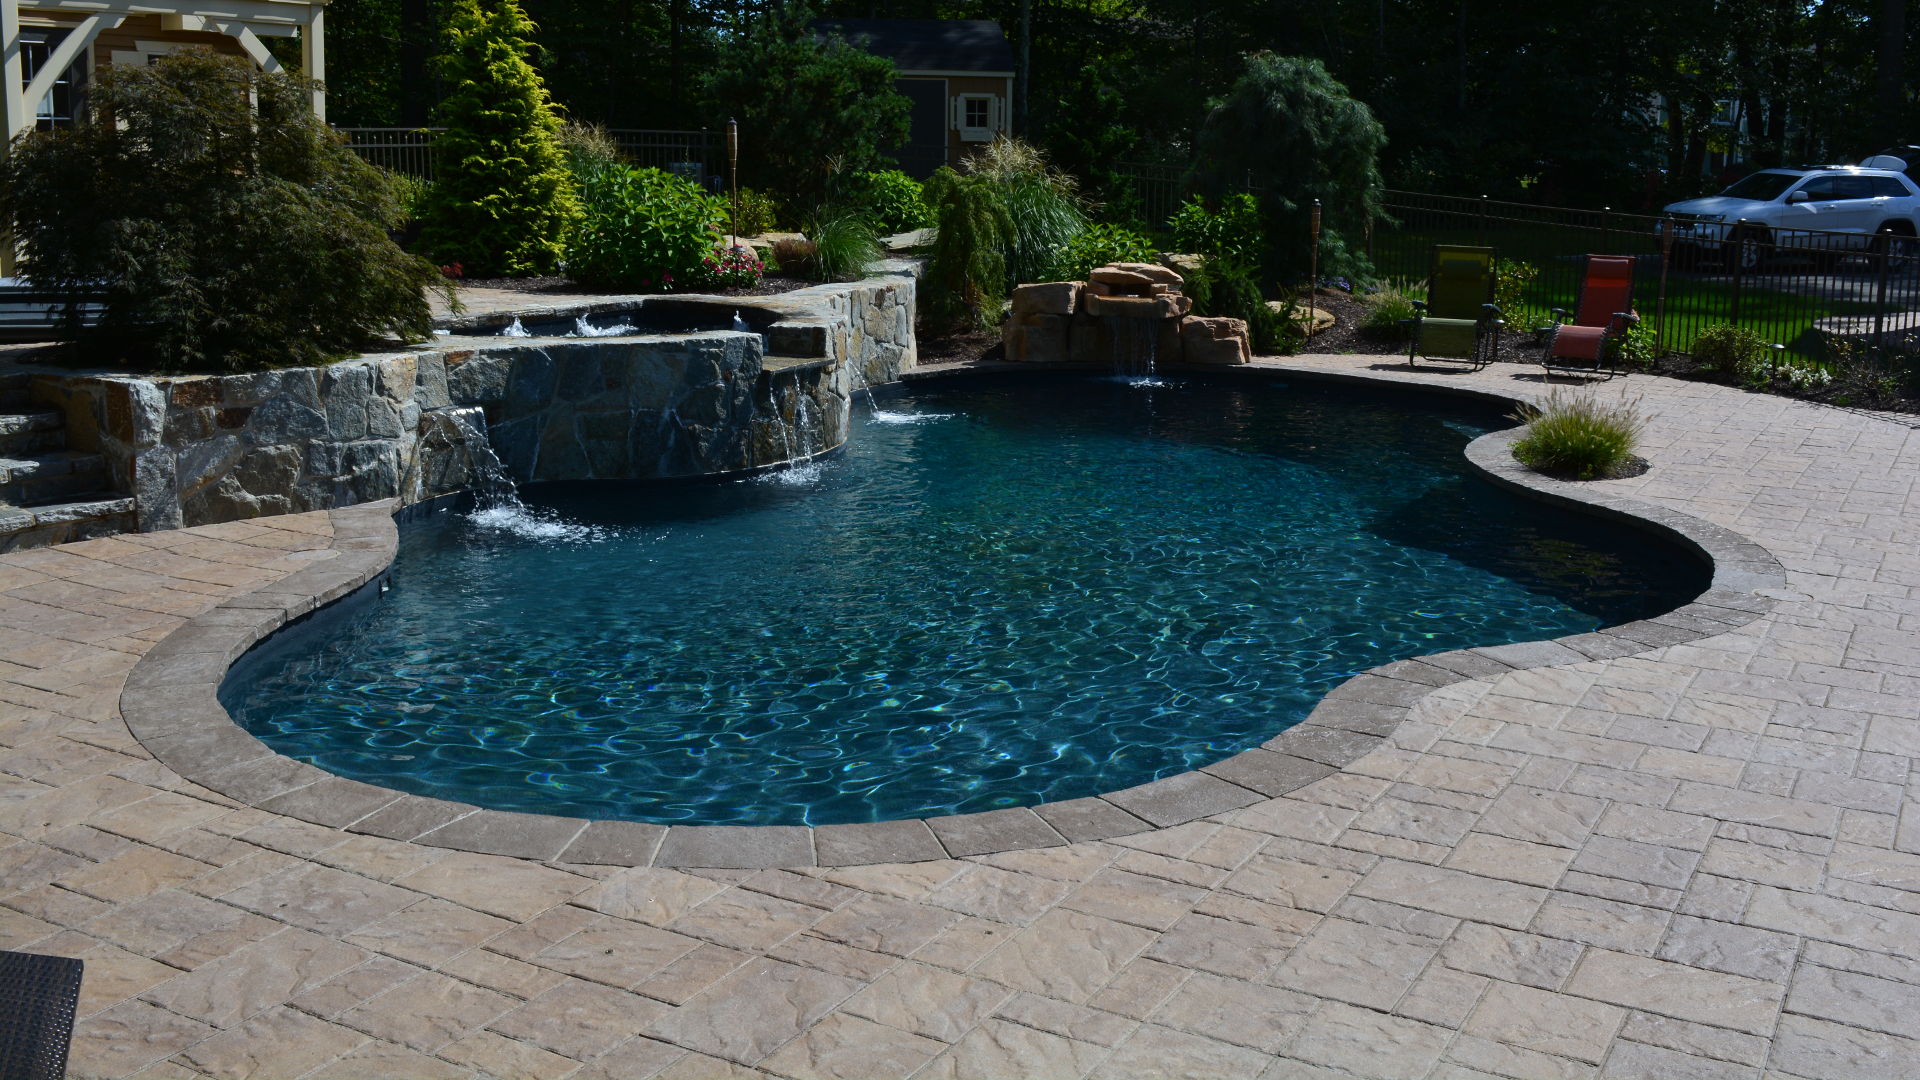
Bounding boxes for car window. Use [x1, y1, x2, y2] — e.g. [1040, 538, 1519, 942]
[1720, 171, 1802, 201]
[1836, 176, 1875, 199]
[1870, 176, 1910, 197]
[1795, 176, 1842, 200]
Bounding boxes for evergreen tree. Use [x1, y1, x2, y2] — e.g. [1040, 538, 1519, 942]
[700, 4, 911, 211]
[1191, 54, 1386, 285]
[419, 0, 578, 276]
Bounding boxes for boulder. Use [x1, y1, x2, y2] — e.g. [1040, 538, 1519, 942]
[1010, 281, 1082, 316]
[1003, 312, 1072, 363]
[1085, 294, 1182, 319]
[1180, 316, 1252, 365]
[1159, 253, 1205, 281]
[1113, 261, 1184, 286]
[1089, 267, 1156, 290]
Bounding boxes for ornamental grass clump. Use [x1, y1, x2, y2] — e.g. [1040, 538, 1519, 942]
[1510, 387, 1646, 480]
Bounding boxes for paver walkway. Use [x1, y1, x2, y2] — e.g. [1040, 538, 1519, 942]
[3, 355, 1919, 1079]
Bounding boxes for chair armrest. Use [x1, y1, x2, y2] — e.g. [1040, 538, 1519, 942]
[1410, 300, 1428, 312]
[1549, 307, 1571, 321]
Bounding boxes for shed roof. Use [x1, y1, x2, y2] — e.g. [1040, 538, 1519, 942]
[810, 18, 1015, 75]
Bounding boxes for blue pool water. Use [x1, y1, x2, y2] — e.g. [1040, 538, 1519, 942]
[224, 374, 1705, 825]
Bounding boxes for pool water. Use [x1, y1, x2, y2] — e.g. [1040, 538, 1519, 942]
[224, 374, 1706, 825]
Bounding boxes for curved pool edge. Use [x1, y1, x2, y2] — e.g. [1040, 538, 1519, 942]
[119, 368, 1789, 870]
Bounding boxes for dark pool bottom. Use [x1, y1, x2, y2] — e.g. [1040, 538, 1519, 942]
[222, 373, 1708, 825]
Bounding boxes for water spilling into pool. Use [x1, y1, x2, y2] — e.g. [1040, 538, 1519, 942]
[225, 375, 1705, 825]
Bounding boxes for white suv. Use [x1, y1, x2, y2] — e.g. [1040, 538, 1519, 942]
[1662, 166, 1920, 268]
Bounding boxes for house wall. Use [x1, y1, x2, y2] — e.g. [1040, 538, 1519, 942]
[942, 73, 1012, 165]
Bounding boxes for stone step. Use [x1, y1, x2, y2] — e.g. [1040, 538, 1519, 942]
[0, 450, 109, 506]
[0, 494, 135, 552]
[0, 411, 66, 456]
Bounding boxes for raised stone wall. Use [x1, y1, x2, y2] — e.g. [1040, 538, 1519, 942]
[24, 269, 916, 532]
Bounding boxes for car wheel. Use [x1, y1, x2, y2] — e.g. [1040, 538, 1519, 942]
[1873, 227, 1915, 261]
[1730, 228, 1769, 272]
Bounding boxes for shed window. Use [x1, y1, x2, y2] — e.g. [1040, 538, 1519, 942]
[953, 93, 1003, 143]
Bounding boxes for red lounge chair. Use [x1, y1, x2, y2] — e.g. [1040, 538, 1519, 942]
[1544, 255, 1636, 378]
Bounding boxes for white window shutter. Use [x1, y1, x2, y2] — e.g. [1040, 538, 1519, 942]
[951, 97, 964, 130]
[990, 96, 1004, 131]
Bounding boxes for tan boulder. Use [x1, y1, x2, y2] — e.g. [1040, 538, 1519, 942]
[1180, 316, 1251, 365]
[1089, 267, 1156, 290]
[1114, 261, 1185, 286]
[1086, 294, 1182, 319]
[1083, 281, 1114, 299]
[1160, 252, 1205, 280]
[1003, 312, 1072, 363]
[1011, 281, 1082, 316]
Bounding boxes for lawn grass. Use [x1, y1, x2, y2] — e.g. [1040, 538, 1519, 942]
[1371, 219, 1903, 363]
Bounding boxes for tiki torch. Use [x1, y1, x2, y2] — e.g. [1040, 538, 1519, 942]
[1309, 199, 1323, 330]
[728, 118, 740, 243]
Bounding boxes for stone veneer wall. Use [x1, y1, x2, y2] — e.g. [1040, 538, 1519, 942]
[24, 270, 916, 533]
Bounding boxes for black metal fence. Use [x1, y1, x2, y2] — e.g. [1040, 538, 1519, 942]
[337, 127, 719, 185]
[1371, 190, 1920, 364]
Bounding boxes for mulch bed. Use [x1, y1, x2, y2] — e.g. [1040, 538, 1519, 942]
[454, 274, 816, 298]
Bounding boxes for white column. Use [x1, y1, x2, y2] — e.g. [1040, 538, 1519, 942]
[302, 4, 323, 120]
[2, 0, 27, 140]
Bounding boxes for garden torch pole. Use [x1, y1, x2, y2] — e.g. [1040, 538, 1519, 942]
[727, 118, 739, 244]
[1309, 199, 1322, 330]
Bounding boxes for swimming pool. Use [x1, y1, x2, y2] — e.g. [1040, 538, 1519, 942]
[222, 373, 1706, 825]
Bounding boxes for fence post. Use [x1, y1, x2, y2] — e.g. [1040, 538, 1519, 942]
[1872, 241, 1891, 359]
[1478, 196, 1488, 248]
[1656, 216, 1673, 357]
[1603, 207, 1613, 254]
[1730, 219, 1746, 325]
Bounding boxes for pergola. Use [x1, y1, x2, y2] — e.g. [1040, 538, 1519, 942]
[0, 0, 327, 137]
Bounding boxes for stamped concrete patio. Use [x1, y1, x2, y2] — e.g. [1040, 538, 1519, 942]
[3, 354, 1919, 1079]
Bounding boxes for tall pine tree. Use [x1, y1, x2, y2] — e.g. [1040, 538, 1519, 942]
[419, 0, 577, 276]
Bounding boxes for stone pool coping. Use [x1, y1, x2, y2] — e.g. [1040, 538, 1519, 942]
[118, 366, 1789, 869]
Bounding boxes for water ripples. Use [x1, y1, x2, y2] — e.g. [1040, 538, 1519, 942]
[226, 376, 1706, 824]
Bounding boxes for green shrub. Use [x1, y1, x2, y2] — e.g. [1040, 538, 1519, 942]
[1359, 281, 1424, 340]
[800, 209, 881, 282]
[1194, 258, 1296, 355]
[1168, 194, 1263, 266]
[1613, 317, 1656, 370]
[0, 50, 446, 373]
[921, 166, 1015, 331]
[567, 166, 725, 291]
[1494, 260, 1539, 329]
[1691, 324, 1767, 371]
[963, 137, 1089, 288]
[1052, 224, 1157, 281]
[389, 173, 434, 225]
[730, 187, 784, 236]
[851, 170, 932, 234]
[419, 0, 579, 277]
[1510, 387, 1646, 480]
